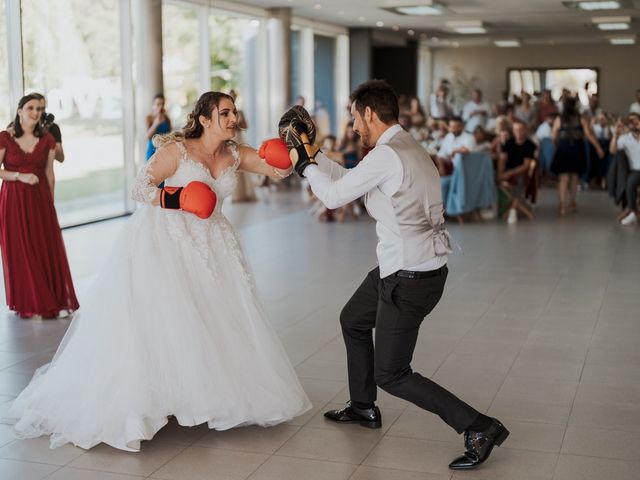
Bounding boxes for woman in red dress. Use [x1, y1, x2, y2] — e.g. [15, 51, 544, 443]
[0, 94, 79, 318]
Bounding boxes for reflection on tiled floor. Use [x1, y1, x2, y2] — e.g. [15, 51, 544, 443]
[1, 188, 639, 479]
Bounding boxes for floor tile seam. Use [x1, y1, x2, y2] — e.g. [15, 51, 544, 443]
[142, 442, 191, 478]
[276, 303, 334, 336]
[345, 462, 454, 480]
[428, 278, 508, 384]
[0, 452, 74, 468]
[554, 451, 640, 464]
[487, 269, 567, 414]
[559, 265, 611, 454]
[290, 335, 343, 368]
[41, 464, 66, 479]
[243, 449, 275, 480]
[267, 450, 360, 465]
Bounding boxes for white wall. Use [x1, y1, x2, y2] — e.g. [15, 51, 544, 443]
[430, 44, 640, 115]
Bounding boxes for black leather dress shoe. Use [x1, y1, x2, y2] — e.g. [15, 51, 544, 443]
[324, 401, 382, 429]
[449, 418, 509, 470]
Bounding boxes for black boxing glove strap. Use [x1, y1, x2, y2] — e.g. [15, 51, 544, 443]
[293, 144, 319, 177]
[160, 187, 183, 209]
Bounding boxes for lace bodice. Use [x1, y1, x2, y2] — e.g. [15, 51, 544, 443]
[131, 140, 240, 212]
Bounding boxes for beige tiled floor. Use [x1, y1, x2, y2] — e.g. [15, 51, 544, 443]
[0, 189, 639, 479]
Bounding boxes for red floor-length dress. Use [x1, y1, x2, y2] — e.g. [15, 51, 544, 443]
[0, 131, 79, 318]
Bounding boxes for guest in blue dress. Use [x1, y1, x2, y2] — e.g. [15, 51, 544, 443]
[145, 93, 172, 161]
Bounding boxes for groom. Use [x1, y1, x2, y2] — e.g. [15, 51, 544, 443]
[278, 80, 508, 470]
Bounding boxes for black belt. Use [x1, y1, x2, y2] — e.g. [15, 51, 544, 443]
[394, 265, 446, 279]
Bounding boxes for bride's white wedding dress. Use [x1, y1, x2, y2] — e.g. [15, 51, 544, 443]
[6, 141, 311, 451]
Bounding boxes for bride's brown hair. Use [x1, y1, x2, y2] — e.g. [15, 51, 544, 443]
[153, 91, 235, 148]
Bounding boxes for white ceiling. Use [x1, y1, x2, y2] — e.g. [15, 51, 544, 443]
[236, 0, 640, 47]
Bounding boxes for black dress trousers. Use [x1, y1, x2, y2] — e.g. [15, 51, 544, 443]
[339, 265, 480, 433]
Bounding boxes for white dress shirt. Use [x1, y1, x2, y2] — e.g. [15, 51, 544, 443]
[617, 132, 640, 171]
[437, 132, 476, 159]
[462, 100, 490, 133]
[305, 124, 447, 276]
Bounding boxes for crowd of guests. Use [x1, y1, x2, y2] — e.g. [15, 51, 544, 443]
[308, 84, 640, 225]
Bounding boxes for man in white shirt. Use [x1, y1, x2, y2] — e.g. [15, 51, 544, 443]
[462, 89, 490, 133]
[629, 89, 640, 115]
[278, 80, 508, 471]
[435, 117, 476, 176]
[610, 113, 640, 225]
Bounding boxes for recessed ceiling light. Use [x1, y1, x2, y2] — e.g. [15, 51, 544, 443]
[592, 15, 630, 30]
[455, 27, 487, 34]
[596, 22, 629, 30]
[407, 29, 415, 36]
[389, 5, 444, 16]
[609, 36, 635, 44]
[564, 1, 621, 10]
[376, 21, 384, 27]
[494, 39, 521, 47]
[447, 20, 487, 34]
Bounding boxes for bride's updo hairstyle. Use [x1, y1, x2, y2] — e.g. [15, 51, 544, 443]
[153, 91, 235, 148]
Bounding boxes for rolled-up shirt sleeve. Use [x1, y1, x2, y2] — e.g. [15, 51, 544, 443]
[315, 151, 348, 181]
[304, 146, 402, 209]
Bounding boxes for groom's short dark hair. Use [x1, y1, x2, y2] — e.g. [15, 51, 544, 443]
[350, 79, 399, 124]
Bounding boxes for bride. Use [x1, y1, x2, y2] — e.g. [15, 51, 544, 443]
[6, 91, 311, 452]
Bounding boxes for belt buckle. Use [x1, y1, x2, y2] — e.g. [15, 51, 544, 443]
[397, 270, 416, 279]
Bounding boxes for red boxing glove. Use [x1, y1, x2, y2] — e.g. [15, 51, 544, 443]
[258, 138, 291, 169]
[160, 181, 217, 219]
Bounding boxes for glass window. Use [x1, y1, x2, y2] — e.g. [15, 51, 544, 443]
[508, 68, 598, 107]
[0, 0, 10, 125]
[162, 2, 200, 125]
[314, 35, 336, 137]
[290, 30, 300, 106]
[21, 0, 126, 226]
[209, 12, 261, 146]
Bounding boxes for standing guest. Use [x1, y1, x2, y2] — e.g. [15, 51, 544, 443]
[462, 89, 490, 133]
[472, 126, 492, 153]
[536, 90, 559, 125]
[145, 93, 172, 161]
[0, 94, 79, 319]
[278, 80, 508, 471]
[514, 91, 536, 130]
[435, 116, 476, 176]
[429, 85, 453, 120]
[610, 113, 640, 225]
[31, 93, 65, 163]
[551, 96, 604, 215]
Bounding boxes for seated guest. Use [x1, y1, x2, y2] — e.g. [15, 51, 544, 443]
[610, 113, 640, 225]
[498, 120, 536, 223]
[535, 113, 556, 143]
[472, 126, 492, 153]
[435, 116, 476, 176]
